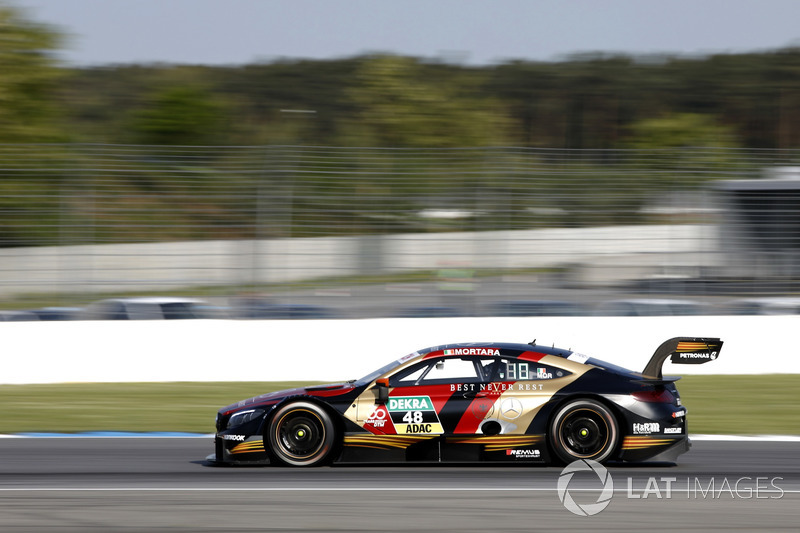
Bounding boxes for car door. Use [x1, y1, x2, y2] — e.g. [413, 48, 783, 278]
[384, 356, 484, 437]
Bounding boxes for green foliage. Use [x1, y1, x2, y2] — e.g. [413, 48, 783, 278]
[343, 55, 509, 147]
[47, 48, 800, 150]
[624, 113, 740, 149]
[128, 86, 225, 145]
[0, 4, 65, 142]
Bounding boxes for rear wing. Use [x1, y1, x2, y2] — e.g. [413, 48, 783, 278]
[642, 337, 723, 379]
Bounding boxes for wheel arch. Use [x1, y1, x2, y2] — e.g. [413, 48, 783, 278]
[261, 395, 345, 464]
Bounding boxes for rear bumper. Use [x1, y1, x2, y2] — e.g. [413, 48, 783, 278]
[618, 435, 690, 464]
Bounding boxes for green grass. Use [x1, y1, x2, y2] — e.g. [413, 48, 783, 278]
[1, 375, 798, 435]
[0, 382, 321, 434]
[677, 375, 800, 435]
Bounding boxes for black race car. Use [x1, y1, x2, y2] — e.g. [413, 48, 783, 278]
[209, 337, 721, 466]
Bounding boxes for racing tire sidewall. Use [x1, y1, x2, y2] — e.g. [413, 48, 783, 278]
[548, 398, 619, 465]
[266, 401, 336, 467]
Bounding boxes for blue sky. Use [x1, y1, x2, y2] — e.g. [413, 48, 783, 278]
[10, 0, 800, 66]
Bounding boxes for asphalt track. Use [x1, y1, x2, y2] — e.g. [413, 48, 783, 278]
[0, 437, 798, 532]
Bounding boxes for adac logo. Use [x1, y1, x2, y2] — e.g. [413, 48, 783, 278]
[557, 459, 614, 516]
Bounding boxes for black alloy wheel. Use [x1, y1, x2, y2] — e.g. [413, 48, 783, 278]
[549, 399, 619, 464]
[266, 401, 336, 467]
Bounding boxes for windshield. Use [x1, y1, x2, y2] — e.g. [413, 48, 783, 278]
[354, 352, 420, 386]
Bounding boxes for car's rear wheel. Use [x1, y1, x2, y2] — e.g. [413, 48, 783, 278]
[266, 401, 336, 467]
[549, 399, 618, 464]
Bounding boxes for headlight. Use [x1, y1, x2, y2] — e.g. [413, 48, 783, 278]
[227, 409, 265, 429]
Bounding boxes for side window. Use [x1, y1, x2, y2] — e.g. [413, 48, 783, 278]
[479, 358, 505, 381]
[419, 358, 481, 383]
[389, 362, 431, 386]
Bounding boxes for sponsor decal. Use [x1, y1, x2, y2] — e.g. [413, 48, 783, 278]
[567, 353, 589, 364]
[398, 352, 419, 363]
[443, 348, 500, 356]
[387, 396, 444, 434]
[677, 352, 717, 360]
[506, 448, 541, 458]
[671, 410, 686, 418]
[664, 427, 682, 434]
[366, 406, 389, 428]
[673, 342, 720, 363]
[633, 422, 660, 435]
[388, 397, 432, 411]
[222, 434, 246, 441]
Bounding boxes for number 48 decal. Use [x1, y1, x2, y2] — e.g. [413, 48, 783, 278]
[402, 411, 424, 424]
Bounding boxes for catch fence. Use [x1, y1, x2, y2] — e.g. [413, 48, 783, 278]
[1, 144, 799, 317]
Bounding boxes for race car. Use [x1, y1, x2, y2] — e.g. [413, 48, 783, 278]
[209, 337, 721, 467]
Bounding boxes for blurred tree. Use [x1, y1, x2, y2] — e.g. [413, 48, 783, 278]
[0, 3, 65, 142]
[624, 113, 740, 149]
[622, 113, 743, 190]
[128, 86, 225, 145]
[57, 49, 800, 150]
[343, 55, 509, 148]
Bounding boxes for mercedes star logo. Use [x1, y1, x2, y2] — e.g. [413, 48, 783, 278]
[499, 397, 523, 420]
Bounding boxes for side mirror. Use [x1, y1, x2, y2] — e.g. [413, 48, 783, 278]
[375, 378, 390, 404]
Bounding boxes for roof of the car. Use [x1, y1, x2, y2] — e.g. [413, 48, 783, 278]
[418, 342, 574, 359]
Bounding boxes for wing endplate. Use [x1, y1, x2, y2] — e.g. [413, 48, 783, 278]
[642, 337, 723, 379]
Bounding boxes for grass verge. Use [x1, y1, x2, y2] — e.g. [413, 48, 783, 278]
[0, 375, 797, 435]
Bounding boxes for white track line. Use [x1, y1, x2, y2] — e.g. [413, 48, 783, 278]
[0, 487, 796, 494]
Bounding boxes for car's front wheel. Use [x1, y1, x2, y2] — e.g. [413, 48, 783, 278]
[549, 399, 619, 464]
[266, 401, 336, 467]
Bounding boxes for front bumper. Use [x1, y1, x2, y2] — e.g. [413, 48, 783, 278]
[210, 434, 271, 465]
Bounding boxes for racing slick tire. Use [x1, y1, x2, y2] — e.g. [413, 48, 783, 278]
[266, 401, 337, 467]
[549, 398, 619, 465]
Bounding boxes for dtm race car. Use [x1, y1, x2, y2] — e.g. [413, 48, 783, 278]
[209, 337, 721, 467]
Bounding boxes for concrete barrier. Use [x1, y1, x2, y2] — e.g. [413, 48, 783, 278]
[0, 224, 714, 298]
[3, 315, 798, 384]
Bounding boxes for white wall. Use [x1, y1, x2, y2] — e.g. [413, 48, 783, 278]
[3, 315, 797, 385]
[0, 224, 714, 297]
